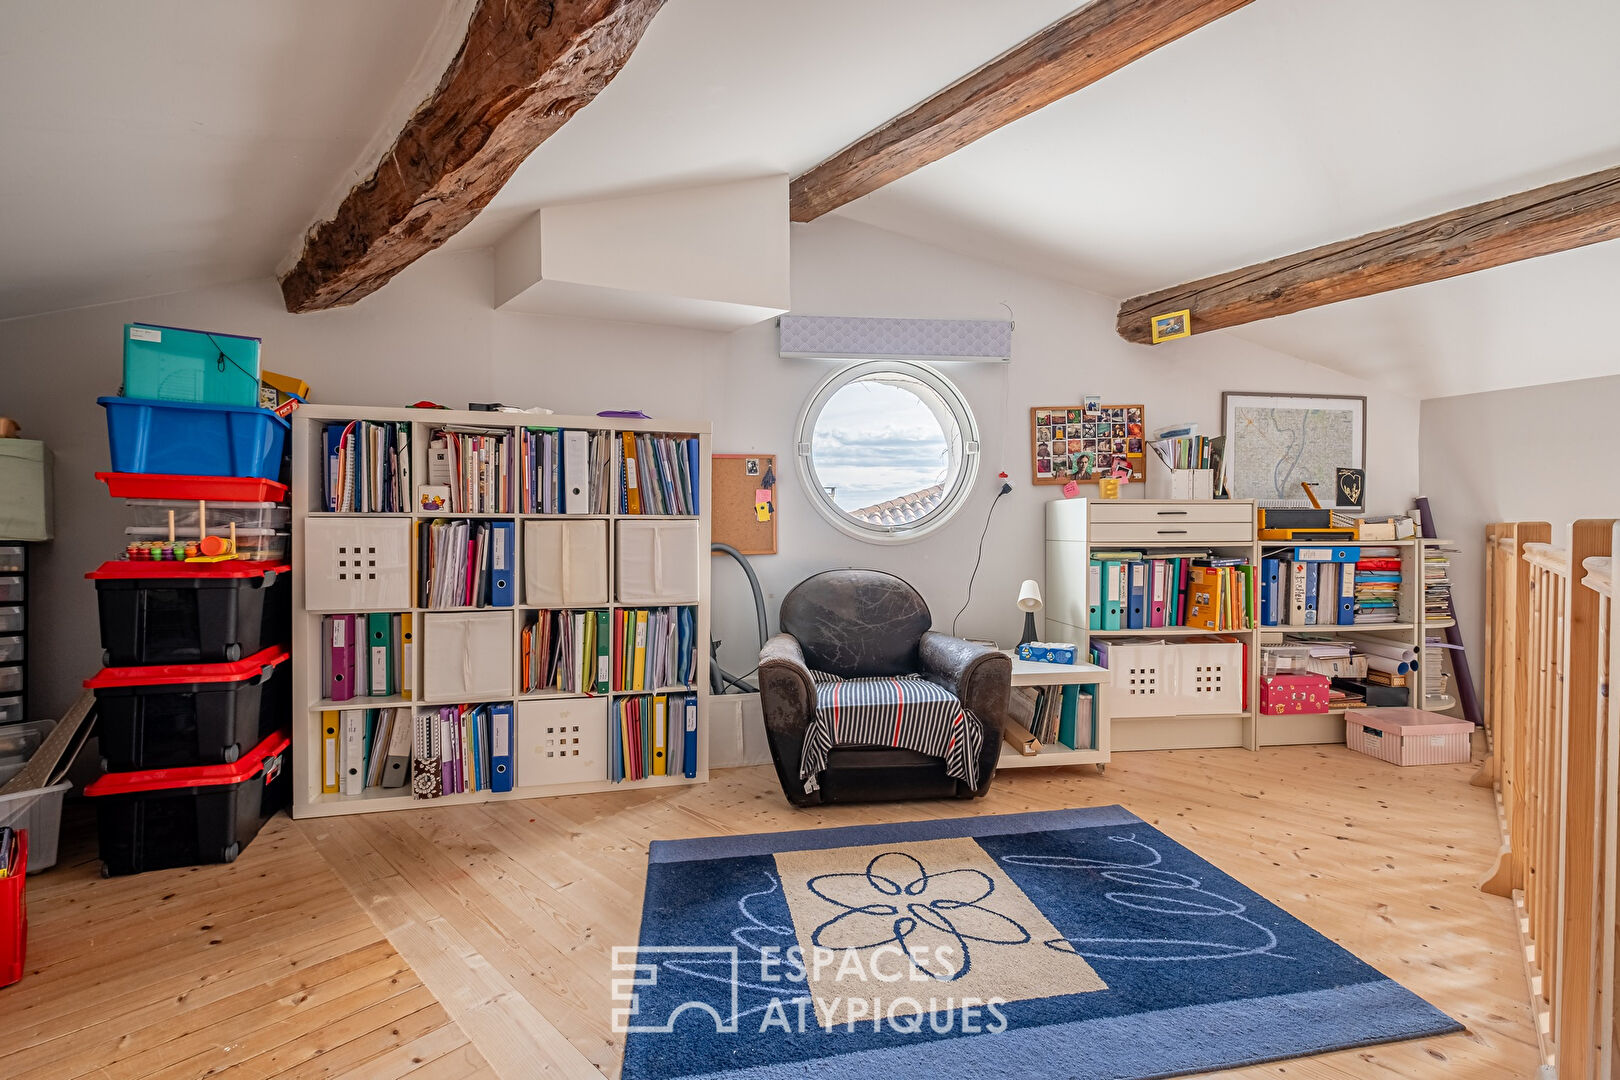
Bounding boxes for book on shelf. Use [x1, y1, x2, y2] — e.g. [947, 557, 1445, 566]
[619, 433, 701, 515]
[517, 428, 613, 514]
[610, 693, 698, 781]
[611, 606, 697, 691]
[428, 426, 515, 513]
[521, 609, 610, 694]
[396, 702, 515, 800]
[324, 705, 416, 796]
[1088, 550, 1252, 632]
[324, 420, 411, 512]
[418, 518, 514, 609]
[1008, 684, 1093, 750]
[321, 612, 412, 701]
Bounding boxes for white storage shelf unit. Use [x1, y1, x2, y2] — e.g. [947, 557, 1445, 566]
[1045, 498, 1441, 752]
[290, 404, 711, 819]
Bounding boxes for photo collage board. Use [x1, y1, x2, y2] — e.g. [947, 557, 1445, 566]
[1030, 404, 1147, 485]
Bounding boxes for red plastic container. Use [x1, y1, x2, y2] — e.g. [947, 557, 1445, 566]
[96, 472, 289, 504]
[88, 560, 290, 666]
[85, 731, 290, 876]
[0, 830, 27, 989]
[87, 646, 291, 770]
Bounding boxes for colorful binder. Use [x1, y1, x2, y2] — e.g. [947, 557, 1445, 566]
[367, 612, 393, 696]
[594, 610, 610, 694]
[653, 696, 668, 776]
[327, 614, 355, 701]
[1337, 561, 1356, 625]
[621, 432, 641, 513]
[321, 710, 340, 794]
[490, 703, 514, 792]
[682, 695, 698, 778]
[489, 521, 516, 607]
[1087, 559, 1102, 631]
[1127, 561, 1147, 630]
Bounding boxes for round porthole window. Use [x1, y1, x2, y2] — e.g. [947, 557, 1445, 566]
[795, 360, 980, 543]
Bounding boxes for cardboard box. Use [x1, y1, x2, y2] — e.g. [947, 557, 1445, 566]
[1346, 707, 1472, 766]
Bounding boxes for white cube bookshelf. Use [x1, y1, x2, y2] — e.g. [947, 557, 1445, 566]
[289, 404, 711, 818]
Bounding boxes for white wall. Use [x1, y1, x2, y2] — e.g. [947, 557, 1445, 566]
[1, 216, 1420, 720]
[1420, 373, 1620, 697]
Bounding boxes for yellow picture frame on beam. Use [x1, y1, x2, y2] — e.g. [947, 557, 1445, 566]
[1150, 309, 1191, 343]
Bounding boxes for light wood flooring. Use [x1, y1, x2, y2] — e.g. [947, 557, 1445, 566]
[6, 739, 1539, 1078]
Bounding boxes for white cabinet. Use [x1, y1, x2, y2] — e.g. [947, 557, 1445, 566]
[616, 519, 700, 604]
[422, 611, 514, 700]
[517, 697, 608, 786]
[304, 518, 412, 611]
[523, 519, 608, 607]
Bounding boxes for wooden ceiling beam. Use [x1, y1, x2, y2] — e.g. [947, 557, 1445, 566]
[788, 0, 1254, 223]
[280, 0, 665, 313]
[1117, 164, 1620, 343]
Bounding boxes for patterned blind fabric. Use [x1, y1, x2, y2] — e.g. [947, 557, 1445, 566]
[778, 315, 1012, 361]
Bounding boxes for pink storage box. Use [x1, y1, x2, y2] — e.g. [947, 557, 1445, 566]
[1259, 673, 1330, 715]
[1346, 707, 1473, 766]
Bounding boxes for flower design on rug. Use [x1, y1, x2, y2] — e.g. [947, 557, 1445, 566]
[806, 850, 1030, 980]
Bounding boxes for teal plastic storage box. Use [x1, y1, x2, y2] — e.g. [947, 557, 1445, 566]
[99, 397, 288, 481]
[123, 324, 262, 407]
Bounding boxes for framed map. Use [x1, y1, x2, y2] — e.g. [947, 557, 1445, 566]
[1220, 392, 1365, 506]
[1030, 404, 1146, 485]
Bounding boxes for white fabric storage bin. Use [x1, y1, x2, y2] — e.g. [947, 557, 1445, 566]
[616, 519, 700, 604]
[1093, 637, 1245, 718]
[304, 518, 412, 611]
[517, 697, 608, 786]
[422, 611, 514, 700]
[523, 520, 608, 607]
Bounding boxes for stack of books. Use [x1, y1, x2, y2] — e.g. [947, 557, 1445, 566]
[610, 693, 698, 781]
[620, 433, 700, 515]
[517, 428, 613, 514]
[1423, 542, 1456, 626]
[418, 519, 516, 608]
[611, 606, 697, 691]
[323, 420, 411, 512]
[1088, 550, 1253, 631]
[320, 613, 412, 700]
[1007, 684, 1093, 749]
[1258, 547, 1357, 627]
[1354, 546, 1403, 624]
[521, 610, 610, 694]
[321, 706, 417, 796]
[428, 426, 515, 513]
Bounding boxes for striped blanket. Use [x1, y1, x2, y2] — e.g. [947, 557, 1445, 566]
[800, 671, 983, 794]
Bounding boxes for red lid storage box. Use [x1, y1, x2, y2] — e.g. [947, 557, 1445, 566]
[1259, 673, 1332, 715]
[87, 647, 290, 771]
[84, 731, 290, 876]
[88, 560, 289, 666]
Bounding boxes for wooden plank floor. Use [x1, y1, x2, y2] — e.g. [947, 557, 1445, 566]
[7, 740, 1539, 1078]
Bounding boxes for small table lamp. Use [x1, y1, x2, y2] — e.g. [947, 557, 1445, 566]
[1018, 579, 1042, 646]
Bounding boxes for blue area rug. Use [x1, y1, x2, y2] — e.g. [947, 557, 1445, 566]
[618, 806, 1461, 1080]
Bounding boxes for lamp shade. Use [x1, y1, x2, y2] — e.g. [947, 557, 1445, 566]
[1017, 579, 1043, 613]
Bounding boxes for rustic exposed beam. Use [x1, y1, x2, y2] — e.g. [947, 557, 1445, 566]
[1118, 164, 1620, 343]
[788, 0, 1253, 223]
[280, 0, 665, 313]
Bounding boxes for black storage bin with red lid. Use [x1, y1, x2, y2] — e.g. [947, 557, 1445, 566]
[88, 561, 290, 666]
[84, 731, 290, 876]
[88, 646, 290, 771]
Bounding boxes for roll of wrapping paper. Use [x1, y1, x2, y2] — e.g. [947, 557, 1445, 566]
[1363, 653, 1413, 675]
[1002, 719, 1041, 756]
[1356, 639, 1417, 663]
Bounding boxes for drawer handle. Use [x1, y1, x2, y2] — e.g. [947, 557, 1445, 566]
[1156, 529, 1189, 535]
[1156, 510, 1189, 516]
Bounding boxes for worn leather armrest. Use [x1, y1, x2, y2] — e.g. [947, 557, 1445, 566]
[919, 631, 1012, 736]
[758, 633, 816, 736]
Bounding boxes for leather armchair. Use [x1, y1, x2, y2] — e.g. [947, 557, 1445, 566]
[757, 569, 1012, 807]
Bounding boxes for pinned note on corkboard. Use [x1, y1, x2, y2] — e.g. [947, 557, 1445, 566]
[712, 454, 777, 555]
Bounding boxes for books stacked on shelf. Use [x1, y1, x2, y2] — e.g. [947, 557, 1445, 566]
[1258, 546, 1359, 627]
[320, 613, 412, 701]
[612, 606, 697, 690]
[398, 702, 516, 800]
[619, 433, 700, 515]
[1088, 550, 1253, 631]
[521, 610, 610, 694]
[323, 420, 411, 512]
[1423, 636, 1458, 708]
[1267, 636, 1366, 679]
[1007, 684, 1094, 750]
[429, 426, 515, 513]
[1423, 542, 1457, 626]
[1354, 546, 1403, 624]
[517, 428, 613, 514]
[609, 693, 699, 781]
[1329, 638, 1417, 708]
[418, 519, 516, 609]
[322, 706, 418, 795]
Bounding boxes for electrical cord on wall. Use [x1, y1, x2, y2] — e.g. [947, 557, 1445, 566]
[951, 478, 1013, 636]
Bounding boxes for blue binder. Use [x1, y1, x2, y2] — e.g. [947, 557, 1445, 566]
[1127, 561, 1147, 629]
[682, 695, 698, 778]
[1102, 561, 1125, 631]
[1303, 559, 1319, 625]
[489, 521, 516, 607]
[1259, 559, 1279, 626]
[490, 703, 515, 793]
[1337, 562, 1356, 624]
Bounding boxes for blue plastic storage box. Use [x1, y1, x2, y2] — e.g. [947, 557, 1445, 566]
[123, 324, 262, 407]
[99, 397, 288, 481]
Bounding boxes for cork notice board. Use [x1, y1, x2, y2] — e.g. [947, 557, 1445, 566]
[712, 453, 777, 555]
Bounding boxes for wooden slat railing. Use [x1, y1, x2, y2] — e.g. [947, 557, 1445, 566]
[1481, 519, 1617, 1078]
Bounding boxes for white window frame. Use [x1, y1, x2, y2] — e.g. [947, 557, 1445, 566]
[795, 360, 981, 544]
